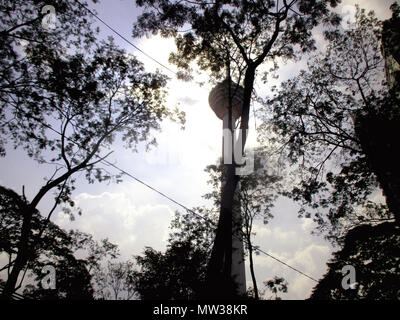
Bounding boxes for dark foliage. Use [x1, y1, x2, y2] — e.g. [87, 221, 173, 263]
[260, 6, 398, 243]
[0, 0, 182, 298]
[310, 222, 400, 300]
[0, 185, 119, 299]
[131, 209, 216, 300]
[132, 1, 342, 298]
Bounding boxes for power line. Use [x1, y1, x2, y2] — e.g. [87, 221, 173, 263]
[256, 248, 318, 283]
[103, 160, 215, 225]
[75, 0, 178, 76]
[104, 155, 318, 283]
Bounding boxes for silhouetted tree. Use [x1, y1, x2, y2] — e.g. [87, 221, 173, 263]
[132, 0, 341, 297]
[310, 222, 400, 300]
[0, 185, 119, 299]
[131, 208, 216, 300]
[204, 149, 282, 299]
[260, 5, 398, 243]
[355, 3, 400, 227]
[0, 0, 185, 298]
[264, 276, 289, 300]
[260, 5, 400, 300]
[0, 0, 98, 157]
[131, 149, 282, 300]
[93, 260, 137, 300]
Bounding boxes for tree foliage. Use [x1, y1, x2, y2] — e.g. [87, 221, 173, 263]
[133, 0, 341, 81]
[258, 4, 400, 300]
[0, 0, 98, 157]
[131, 149, 283, 299]
[0, 185, 119, 299]
[92, 260, 137, 300]
[310, 222, 400, 300]
[131, 208, 216, 300]
[132, 0, 341, 298]
[259, 6, 398, 243]
[204, 148, 282, 298]
[264, 276, 289, 300]
[0, 0, 184, 298]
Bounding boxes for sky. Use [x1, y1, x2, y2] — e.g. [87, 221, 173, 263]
[0, 0, 395, 299]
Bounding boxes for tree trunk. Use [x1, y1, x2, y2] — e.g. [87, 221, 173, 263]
[0, 164, 86, 299]
[0, 205, 34, 299]
[205, 66, 256, 298]
[247, 237, 259, 300]
[356, 113, 400, 224]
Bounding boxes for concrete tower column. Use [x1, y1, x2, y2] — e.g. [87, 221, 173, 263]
[208, 79, 247, 297]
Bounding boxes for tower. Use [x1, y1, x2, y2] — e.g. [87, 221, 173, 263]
[207, 79, 246, 296]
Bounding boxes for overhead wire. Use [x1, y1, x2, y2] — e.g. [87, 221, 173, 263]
[75, 0, 178, 76]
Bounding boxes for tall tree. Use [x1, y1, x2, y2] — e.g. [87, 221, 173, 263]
[259, 5, 398, 243]
[0, 1, 183, 298]
[257, 5, 400, 299]
[132, 0, 341, 297]
[356, 3, 400, 227]
[203, 149, 282, 299]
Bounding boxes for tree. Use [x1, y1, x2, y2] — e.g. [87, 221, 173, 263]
[133, 0, 341, 297]
[260, 5, 398, 243]
[203, 148, 282, 299]
[0, 0, 98, 157]
[93, 260, 137, 300]
[258, 5, 400, 300]
[1, 0, 183, 298]
[355, 3, 400, 227]
[309, 222, 400, 300]
[0, 185, 119, 299]
[264, 276, 289, 300]
[131, 149, 282, 300]
[246, 276, 289, 300]
[131, 208, 216, 300]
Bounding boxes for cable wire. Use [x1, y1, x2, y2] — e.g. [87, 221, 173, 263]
[256, 248, 318, 282]
[75, 0, 178, 76]
[105, 156, 318, 282]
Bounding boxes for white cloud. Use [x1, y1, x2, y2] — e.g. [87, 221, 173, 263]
[248, 242, 331, 299]
[337, 0, 393, 20]
[287, 244, 331, 299]
[54, 191, 175, 259]
[243, 206, 333, 299]
[289, 244, 331, 275]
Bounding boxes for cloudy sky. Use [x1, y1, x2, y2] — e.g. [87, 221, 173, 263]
[0, 0, 394, 299]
